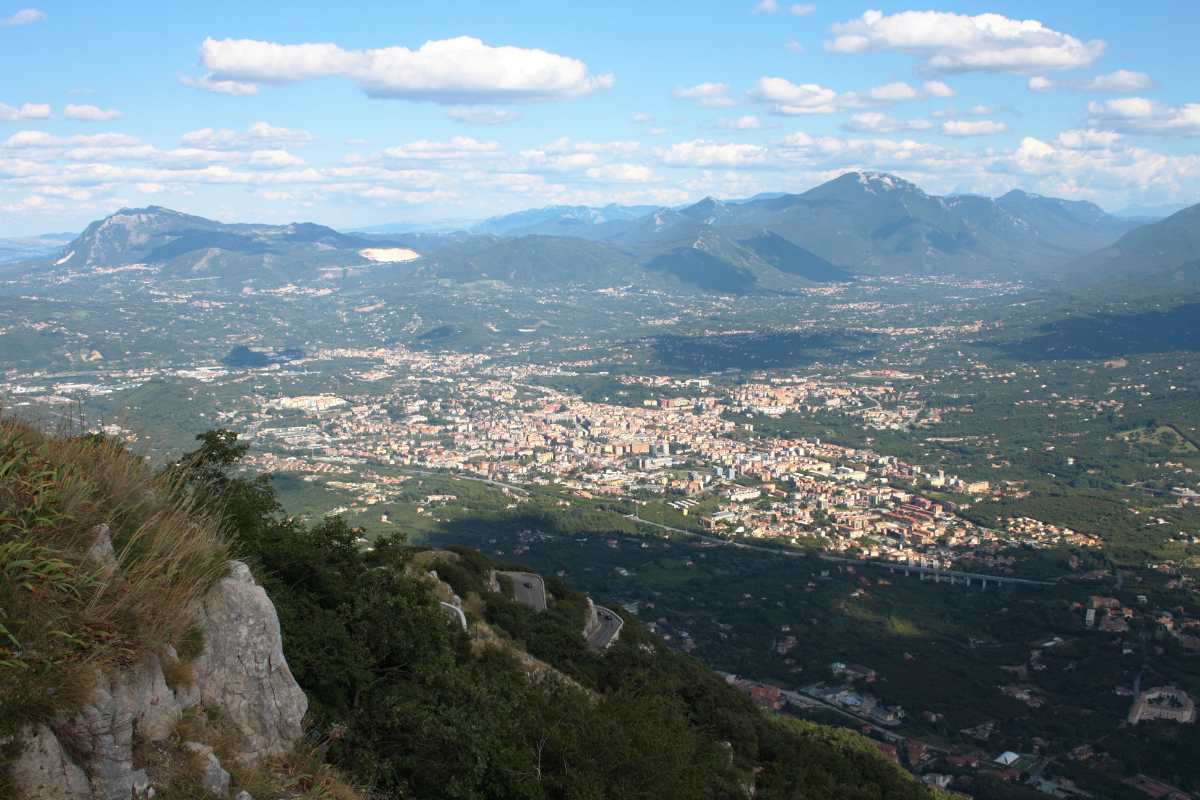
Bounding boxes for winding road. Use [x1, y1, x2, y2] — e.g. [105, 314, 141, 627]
[586, 606, 624, 650]
[499, 571, 548, 611]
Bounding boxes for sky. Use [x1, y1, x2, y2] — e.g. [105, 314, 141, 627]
[0, 1, 1198, 235]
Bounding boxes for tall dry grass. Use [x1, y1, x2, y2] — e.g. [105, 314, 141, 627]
[0, 416, 230, 733]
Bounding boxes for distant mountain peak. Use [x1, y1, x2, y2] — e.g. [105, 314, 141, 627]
[850, 171, 918, 193]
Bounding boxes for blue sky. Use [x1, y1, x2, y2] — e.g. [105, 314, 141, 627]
[0, 1, 1197, 234]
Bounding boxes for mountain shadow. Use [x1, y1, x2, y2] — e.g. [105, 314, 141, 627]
[994, 302, 1200, 360]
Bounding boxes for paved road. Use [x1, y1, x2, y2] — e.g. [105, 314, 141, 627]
[499, 571, 547, 611]
[439, 601, 468, 631]
[586, 605, 623, 650]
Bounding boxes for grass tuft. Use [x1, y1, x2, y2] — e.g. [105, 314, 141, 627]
[0, 416, 230, 775]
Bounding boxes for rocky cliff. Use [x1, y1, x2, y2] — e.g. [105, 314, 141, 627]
[10, 532, 307, 800]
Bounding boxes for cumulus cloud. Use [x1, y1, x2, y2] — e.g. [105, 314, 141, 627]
[0, 102, 51, 121]
[749, 77, 838, 114]
[180, 74, 260, 96]
[180, 122, 314, 150]
[719, 115, 763, 130]
[867, 82, 919, 102]
[1028, 69, 1153, 93]
[584, 163, 654, 182]
[64, 104, 122, 122]
[195, 36, 613, 103]
[657, 139, 770, 167]
[0, 8, 44, 26]
[1055, 129, 1121, 150]
[1088, 98, 1200, 135]
[942, 119, 1007, 136]
[754, 1, 815, 14]
[785, 40, 805, 54]
[378, 136, 504, 162]
[1085, 70, 1154, 92]
[844, 112, 932, 133]
[826, 10, 1104, 73]
[447, 106, 519, 125]
[751, 78, 938, 115]
[673, 82, 734, 108]
[922, 80, 955, 98]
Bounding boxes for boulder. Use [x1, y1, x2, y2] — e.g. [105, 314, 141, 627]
[85, 523, 118, 579]
[192, 561, 308, 761]
[184, 742, 231, 796]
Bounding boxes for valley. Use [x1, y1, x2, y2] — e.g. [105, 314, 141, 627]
[3, 174, 1200, 800]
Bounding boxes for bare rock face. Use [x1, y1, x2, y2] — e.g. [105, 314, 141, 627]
[8, 725, 91, 800]
[184, 742, 231, 796]
[192, 561, 308, 762]
[9, 558, 307, 799]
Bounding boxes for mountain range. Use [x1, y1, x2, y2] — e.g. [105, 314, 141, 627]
[14, 172, 1197, 294]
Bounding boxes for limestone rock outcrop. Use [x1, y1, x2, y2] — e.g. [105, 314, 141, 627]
[192, 561, 307, 762]
[9, 557, 307, 800]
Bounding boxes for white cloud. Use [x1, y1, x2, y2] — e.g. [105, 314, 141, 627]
[785, 39, 805, 54]
[1088, 98, 1200, 135]
[922, 80, 955, 98]
[1055, 129, 1121, 150]
[1028, 69, 1153, 94]
[866, 81, 919, 102]
[753, 78, 943, 115]
[1005, 134, 1199, 200]
[64, 104, 122, 122]
[1085, 69, 1153, 92]
[632, 112, 653, 124]
[968, 104, 995, 116]
[2, 130, 141, 149]
[379, 136, 504, 162]
[196, 36, 613, 103]
[750, 77, 838, 114]
[584, 163, 655, 182]
[180, 74, 260, 96]
[180, 122, 314, 150]
[754, 1, 814, 14]
[673, 82, 735, 108]
[658, 139, 770, 167]
[942, 119, 1007, 136]
[719, 115, 763, 130]
[0, 102, 51, 121]
[447, 106, 519, 125]
[826, 10, 1104, 73]
[844, 112, 932, 133]
[0, 8, 44, 26]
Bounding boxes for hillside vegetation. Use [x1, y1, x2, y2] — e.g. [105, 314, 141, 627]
[0, 419, 229, 756]
[3, 422, 941, 799]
